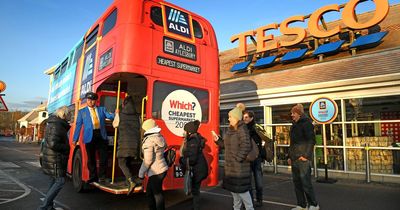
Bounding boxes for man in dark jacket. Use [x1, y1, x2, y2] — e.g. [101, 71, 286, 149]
[39, 106, 71, 210]
[180, 120, 208, 210]
[288, 104, 319, 210]
[243, 110, 264, 207]
[116, 96, 142, 195]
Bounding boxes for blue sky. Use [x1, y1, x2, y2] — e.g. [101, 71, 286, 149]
[0, 0, 398, 111]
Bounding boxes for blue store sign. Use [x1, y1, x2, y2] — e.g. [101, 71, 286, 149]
[310, 97, 338, 124]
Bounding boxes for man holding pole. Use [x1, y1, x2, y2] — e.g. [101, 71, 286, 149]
[287, 104, 319, 210]
[73, 92, 115, 184]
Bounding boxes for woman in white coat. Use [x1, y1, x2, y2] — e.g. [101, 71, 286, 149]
[139, 119, 168, 210]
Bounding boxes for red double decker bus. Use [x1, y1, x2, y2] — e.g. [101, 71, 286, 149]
[46, 0, 219, 194]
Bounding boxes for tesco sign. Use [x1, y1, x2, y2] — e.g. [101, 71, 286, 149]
[231, 0, 390, 57]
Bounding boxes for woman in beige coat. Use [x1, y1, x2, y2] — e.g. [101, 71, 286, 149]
[139, 119, 168, 210]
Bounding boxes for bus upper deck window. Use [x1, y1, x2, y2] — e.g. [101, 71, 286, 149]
[102, 9, 117, 37]
[151, 7, 163, 26]
[193, 20, 203, 39]
[85, 26, 99, 50]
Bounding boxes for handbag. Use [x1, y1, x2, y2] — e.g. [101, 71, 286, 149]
[246, 138, 259, 162]
[183, 158, 192, 195]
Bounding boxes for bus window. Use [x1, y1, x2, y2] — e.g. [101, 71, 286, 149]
[73, 42, 83, 64]
[102, 9, 117, 37]
[67, 51, 74, 69]
[60, 58, 68, 75]
[152, 81, 209, 122]
[193, 19, 203, 39]
[150, 6, 163, 26]
[54, 66, 61, 80]
[85, 26, 99, 50]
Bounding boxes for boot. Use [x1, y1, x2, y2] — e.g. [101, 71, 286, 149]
[127, 178, 137, 196]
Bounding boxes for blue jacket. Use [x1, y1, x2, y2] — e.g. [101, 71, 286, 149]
[73, 106, 115, 144]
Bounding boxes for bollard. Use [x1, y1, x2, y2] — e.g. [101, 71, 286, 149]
[273, 141, 277, 174]
[313, 145, 318, 178]
[365, 143, 371, 183]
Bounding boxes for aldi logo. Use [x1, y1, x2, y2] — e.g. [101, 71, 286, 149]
[162, 4, 194, 42]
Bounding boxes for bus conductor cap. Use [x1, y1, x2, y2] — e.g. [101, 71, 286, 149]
[86, 92, 98, 100]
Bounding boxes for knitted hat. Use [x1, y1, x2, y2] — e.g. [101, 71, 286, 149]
[229, 107, 243, 121]
[142, 119, 157, 131]
[184, 120, 200, 134]
[291, 104, 304, 115]
[236, 103, 246, 112]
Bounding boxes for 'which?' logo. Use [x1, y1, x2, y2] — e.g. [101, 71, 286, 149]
[163, 5, 194, 42]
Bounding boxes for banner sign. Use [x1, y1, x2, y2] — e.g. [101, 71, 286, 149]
[310, 97, 338, 124]
[163, 37, 197, 61]
[162, 4, 194, 43]
[157, 56, 200, 73]
[80, 46, 97, 100]
[161, 89, 202, 137]
[47, 68, 76, 114]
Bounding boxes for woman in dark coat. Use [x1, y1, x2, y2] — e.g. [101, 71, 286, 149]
[38, 106, 70, 210]
[116, 96, 142, 195]
[213, 107, 254, 210]
[180, 120, 208, 210]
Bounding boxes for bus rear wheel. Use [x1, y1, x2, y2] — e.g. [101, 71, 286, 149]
[72, 149, 84, 192]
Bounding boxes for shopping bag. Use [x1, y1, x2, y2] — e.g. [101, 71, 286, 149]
[183, 158, 192, 195]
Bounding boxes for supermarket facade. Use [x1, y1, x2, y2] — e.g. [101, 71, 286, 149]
[218, 1, 400, 182]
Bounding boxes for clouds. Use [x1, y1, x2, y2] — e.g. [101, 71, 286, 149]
[7, 96, 47, 111]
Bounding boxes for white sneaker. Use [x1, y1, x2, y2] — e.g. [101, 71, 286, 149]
[291, 206, 308, 210]
[309, 205, 320, 210]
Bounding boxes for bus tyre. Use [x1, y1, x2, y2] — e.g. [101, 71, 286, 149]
[72, 149, 84, 192]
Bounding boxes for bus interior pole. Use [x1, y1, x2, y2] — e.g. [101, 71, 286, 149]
[111, 80, 121, 184]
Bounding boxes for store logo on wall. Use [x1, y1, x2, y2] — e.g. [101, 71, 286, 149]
[310, 97, 338, 124]
[162, 4, 194, 43]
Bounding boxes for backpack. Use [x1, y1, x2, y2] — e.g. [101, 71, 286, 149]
[246, 138, 259, 162]
[254, 124, 274, 162]
[164, 147, 176, 167]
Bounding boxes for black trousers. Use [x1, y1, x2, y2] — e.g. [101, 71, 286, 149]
[191, 180, 202, 210]
[146, 172, 167, 210]
[118, 157, 133, 180]
[86, 129, 108, 179]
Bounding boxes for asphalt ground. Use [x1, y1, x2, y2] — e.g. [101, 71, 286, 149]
[1, 136, 400, 210]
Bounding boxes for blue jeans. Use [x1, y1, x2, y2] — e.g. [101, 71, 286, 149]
[38, 177, 65, 210]
[250, 157, 263, 201]
[291, 160, 318, 208]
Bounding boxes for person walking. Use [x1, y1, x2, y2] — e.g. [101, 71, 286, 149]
[243, 110, 264, 207]
[288, 104, 320, 210]
[73, 92, 115, 183]
[212, 107, 254, 210]
[139, 119, 168, 210]
[180, 120, 208, 210]
[38, 106, 71, 210]
[114, 95, 142, 195]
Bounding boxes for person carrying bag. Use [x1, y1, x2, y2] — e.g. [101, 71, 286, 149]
[180, 120, 208, 210]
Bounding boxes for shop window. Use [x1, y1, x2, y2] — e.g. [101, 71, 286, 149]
[102, 9, 117, 37]
[316, 148, 344, 170]
[345, 95, 400, 142]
